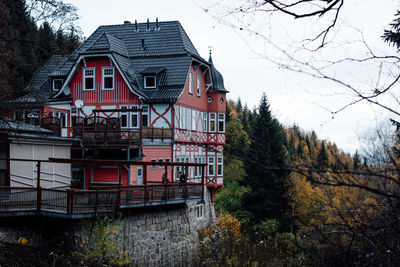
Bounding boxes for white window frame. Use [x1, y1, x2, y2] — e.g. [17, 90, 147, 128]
[102, 67, 114, 90]
[141, 105, 149, 127]
[217, 156, 223, 176]
[208, 156, 215, 177]
[189, 72, 193, 94]
[196, 204, 204, 219]
[209, 113, 216, 133]
[83, 68, 95, 91]
[218, 113, 225, 133]
[158, 158, 164, 169]
[181, 106, 186, 129]
[144, 76, 156, 89]
[197, 74, 201, 97]
[120, 105, 128, 129]
[192, 109, 196, 131]
[130, 104, 139, 129]
[52, 79, 63, 91]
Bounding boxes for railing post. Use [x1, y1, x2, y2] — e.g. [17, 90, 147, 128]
[117, 165, 121, 212]
[36, 161, 41, 212]
[67, 189, 71, 214]
[161, 128, 164, 141]
[143, 165, 148, 202]
[201, 165, 205, 200]
[185, 166, 188, 199]
[95, 190, 99, 213]
[164, 165, 168, 201]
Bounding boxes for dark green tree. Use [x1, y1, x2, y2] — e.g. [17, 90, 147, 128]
[317, 141, 328, 170]
[382, 10, 400, 49]
[242, 93, 289, 228]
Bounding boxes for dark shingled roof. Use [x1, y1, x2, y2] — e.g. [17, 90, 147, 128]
[28, 55, 68, 95]
[31, 20, 226, 102]
[208, 54, 228, 93]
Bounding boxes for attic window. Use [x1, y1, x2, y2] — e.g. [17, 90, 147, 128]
[102, 67, 114, 90]
[144, 76, 156, 89]
[83, 68, 95, 91]
[53, 79, 63, 91]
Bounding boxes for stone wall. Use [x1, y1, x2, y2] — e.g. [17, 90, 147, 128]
[0, 187, 216, 266]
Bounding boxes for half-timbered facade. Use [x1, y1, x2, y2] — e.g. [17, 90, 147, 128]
[20, 20, 227, 199]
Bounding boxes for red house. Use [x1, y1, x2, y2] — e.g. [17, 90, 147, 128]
[22, 20, 227, 198]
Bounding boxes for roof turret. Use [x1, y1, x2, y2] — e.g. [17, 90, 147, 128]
[208, 51, 227, 92]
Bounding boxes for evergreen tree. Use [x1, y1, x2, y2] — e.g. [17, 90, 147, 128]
[242, 93, 289, 228]
[317, 141, 328, 170]
[382, 10, 400, 49]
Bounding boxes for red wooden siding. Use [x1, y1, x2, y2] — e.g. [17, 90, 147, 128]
[69, 57, 140, 105]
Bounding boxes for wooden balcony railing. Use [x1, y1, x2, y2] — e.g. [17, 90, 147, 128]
[0, 157, 207, 218]
[40, 116, 173, 146]
[0, 183, 203, 216]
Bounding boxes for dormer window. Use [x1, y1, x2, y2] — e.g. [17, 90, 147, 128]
[144, 76, 156, 89]
[102, 67, 114, 90]
[189, 72, 193, 94]
[53, 79, 63, 91]
[197, 74, 201, 97]
[83, 68, 95, 91]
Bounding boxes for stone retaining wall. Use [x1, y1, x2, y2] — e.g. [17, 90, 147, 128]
[0, 187, 216, 266]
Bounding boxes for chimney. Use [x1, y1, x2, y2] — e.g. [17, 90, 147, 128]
[146, 18, 150, 31]
[134, 19, 138, 32]
[124, 20, 131, 24]
[156, 17, 160, 31]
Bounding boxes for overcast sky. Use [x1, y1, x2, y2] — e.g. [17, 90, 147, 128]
[66, 0, 400, 154]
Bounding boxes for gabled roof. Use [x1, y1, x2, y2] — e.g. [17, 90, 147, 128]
[28, 55, 68, 95]
[31, 20, 226, 103]
[84, 33, 129, 57]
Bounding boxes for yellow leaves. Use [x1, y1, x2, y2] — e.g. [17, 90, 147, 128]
[217, 213, 242, 239]
[17, 237, 27, 245]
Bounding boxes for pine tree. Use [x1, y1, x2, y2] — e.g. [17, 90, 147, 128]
[317, 141, 328, 170]
[242, 93, 289, 227]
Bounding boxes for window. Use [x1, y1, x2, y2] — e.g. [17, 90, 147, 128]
[195, 157, 205, 178]
[83, 68, 95, 91]
[141, 105, 149, 127]
[203, 112, 207, 132]
[195, 204, 204, 219]
[102, 67, 114, 90]
[217, 156, 223, 176]
[120, 106, 128, 128]
[151, 159, 157, 169]
[130, 105, 139, 128]
[197, 74, 201, 97]
[209, 113, 216, 132]
[218, 113, 225, 133]
[158, 158, 164, 169]
[192, 110, 196, 131]
[53, 79, 63, 91]
[144, 76, 156, 88]
[181, 106, 186, 129]
[208, 157, 215, 176]
[189, 72, 193, 94]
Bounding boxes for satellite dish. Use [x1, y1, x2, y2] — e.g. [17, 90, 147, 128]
[127, 64, 135, 76]
[27, 112, 39, 118]
[63, 86, 71, 96]
[75, 100, 84, 109]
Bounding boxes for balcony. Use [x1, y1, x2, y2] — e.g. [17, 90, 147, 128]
[0, 158, 206, 219]
[40, 116, 172, 147]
